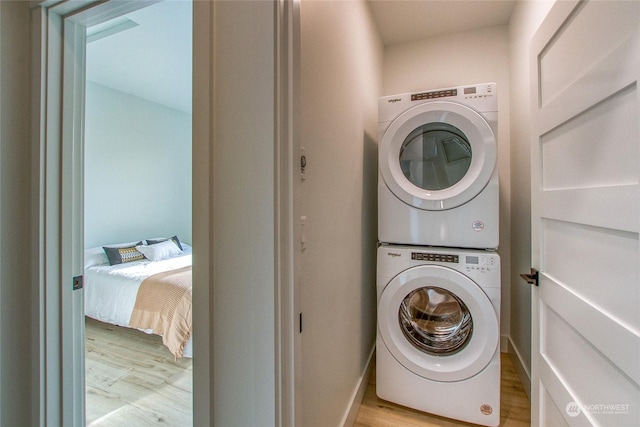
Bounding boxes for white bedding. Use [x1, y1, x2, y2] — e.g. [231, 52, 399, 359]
[84, 243, 193, 358]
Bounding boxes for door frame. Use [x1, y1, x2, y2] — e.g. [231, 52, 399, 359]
[32, 0, 213, 424]
[274, 0, 301, 425]
[32, 0, 297, 425]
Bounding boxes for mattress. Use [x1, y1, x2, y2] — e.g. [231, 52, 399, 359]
[84, 243, 193, 358]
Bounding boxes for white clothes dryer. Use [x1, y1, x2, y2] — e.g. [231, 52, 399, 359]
[376, 245, 500, 427]
[378, 83, 499, 249]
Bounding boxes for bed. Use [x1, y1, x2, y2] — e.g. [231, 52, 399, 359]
[84, 237, 193, 358]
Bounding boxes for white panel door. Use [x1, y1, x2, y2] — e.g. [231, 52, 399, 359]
[529, 1, 639, 426]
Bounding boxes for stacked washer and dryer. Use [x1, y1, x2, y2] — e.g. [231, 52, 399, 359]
[376, 83, 501, 426]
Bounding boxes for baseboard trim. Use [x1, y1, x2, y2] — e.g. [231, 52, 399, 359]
[507, 338, 531, 400]
[341, 345, 376, 427]
[500, 334, 509, 353]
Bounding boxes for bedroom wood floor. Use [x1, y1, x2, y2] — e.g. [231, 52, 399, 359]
[85, 318, 192, 426]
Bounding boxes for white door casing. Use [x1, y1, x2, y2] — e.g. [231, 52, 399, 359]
[34, 2, 94, 423]
[33, 1, 212, 425]
[529, 1, 640, 426]
[36, 1, 296, 425]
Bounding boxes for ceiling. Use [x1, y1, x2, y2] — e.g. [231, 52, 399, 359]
[85, 1, 516, 114]
[369, 0, 517, 46]
[86, 0, 192, 114]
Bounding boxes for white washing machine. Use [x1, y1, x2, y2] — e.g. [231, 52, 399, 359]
[378, 83, 499, 249]
[376, 245, 500, 427]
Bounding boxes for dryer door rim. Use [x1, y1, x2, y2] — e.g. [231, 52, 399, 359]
[379, 101, 497, 211]
[378, 264, 499, 382]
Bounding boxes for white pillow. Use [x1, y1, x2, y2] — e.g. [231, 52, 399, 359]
[136, 239, 182, 261]
[84, 247, 109, 268]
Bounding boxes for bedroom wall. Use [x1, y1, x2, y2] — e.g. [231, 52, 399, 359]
[0, 1, 35, 424]
[382, 25, 512, 349]
[84, 81, 192, 248]
[298, 0, 382, 425]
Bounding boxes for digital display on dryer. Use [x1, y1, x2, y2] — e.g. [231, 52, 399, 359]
[466, 256, 479, 264]
[411, 252, 459, 263]
[411, 89, 457, 101]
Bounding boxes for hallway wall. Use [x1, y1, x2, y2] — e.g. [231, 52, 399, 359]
[0, 2, 35, 425]
[211, 1, 276, 424]
[298, 0, 383, 425]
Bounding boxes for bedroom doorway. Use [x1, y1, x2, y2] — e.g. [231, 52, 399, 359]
[38, 0, 291, 424]
[82, 1, 194, 425]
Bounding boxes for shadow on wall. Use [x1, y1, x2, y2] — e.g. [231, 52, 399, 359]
[361, 131, 379, 361]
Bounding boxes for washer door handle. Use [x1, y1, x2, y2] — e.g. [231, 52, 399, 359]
[520, 268, 539, 287]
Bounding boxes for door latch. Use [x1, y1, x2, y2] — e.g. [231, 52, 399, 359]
[520, 268, 539, 287]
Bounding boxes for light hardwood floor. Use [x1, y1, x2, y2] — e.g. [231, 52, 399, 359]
[354, 353, 531, 427]
[86, 319, 529, 427]
[85, 318, 192, 426]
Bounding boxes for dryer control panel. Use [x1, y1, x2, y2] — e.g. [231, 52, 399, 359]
[411, 252, 458, 263]
[411, 88, 457, 101]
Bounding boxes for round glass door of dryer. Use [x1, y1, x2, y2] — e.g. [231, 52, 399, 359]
[379, 101, 496, 211]
[399, 123, 472, 192]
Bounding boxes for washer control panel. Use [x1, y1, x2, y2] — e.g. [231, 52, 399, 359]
[464, 255, 498, 272]
[410, 251, 497, 272]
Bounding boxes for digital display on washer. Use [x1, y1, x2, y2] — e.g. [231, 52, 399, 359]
[464, 87, 477, 95]
[411, 252, 459, 263]
[466, 256, 479, 264]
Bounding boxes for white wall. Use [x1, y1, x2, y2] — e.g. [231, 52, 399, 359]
[383, 25, 512, 347]
[212, 1, 276, 425]
[298, 1, 382, 425]
[508, 0, 555, 396]
[0, 1, 35, 425]
[84, 81, 192, 248]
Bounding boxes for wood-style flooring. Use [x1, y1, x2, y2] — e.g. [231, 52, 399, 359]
[354, 353, 531, 427]
[85, 317, 192, 426]
[86, 318, 529, 427]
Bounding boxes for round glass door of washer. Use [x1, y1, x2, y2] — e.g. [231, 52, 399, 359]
[377, 265, 499, 382]
[399, 286, 473, 356]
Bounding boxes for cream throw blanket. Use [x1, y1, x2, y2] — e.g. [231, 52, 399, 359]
[129, 266, 192, 359]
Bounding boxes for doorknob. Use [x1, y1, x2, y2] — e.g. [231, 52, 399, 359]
[520, 268, 539, 287]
